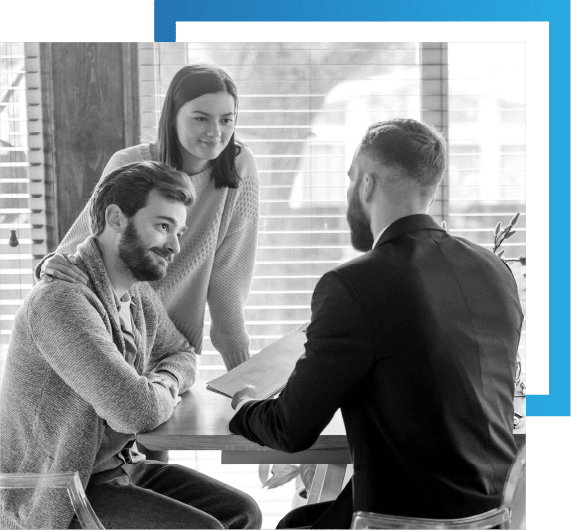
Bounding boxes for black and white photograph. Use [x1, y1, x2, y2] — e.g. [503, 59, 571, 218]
[0, 41, 526, 529]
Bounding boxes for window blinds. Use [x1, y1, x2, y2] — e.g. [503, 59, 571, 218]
[447, 43, 525, 255]
[0, 42, 47, 375]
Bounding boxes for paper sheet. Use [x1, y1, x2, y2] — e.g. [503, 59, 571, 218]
[206, 323, 308, 399]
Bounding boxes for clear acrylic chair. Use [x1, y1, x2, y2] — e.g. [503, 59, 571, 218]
[351, 442, 526, 530]
[0, 471, 104, 529]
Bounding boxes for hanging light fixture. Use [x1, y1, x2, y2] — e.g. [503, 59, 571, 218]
[8, 229, 18, 246]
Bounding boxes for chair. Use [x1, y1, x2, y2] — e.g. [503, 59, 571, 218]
[0, 471, 104, 529]
[351, 443, 526, 530]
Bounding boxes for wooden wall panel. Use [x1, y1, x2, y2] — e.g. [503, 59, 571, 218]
[42, 43, 139, 246]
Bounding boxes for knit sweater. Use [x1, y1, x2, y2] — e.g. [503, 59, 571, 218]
[51, 143, 259, 370]
[0, 236, 196, 530]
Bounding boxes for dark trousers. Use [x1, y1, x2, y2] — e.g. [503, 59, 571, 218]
[69, 461, 262, 529]
[277, 480, 354, 529]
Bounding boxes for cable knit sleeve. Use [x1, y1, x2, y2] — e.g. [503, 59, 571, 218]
[140, 284, 197, 393]
[207, 146, 260, 370]
[34, 145, 152, 279]
[27, 282, 175, 434]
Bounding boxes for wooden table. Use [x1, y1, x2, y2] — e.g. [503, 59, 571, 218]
[138, 382, 351, 502]
[138, 383, 526, 503]
[138, 382, 349, 465]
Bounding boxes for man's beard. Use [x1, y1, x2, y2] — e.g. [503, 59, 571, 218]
[347, 183, 374, 252]
[118, 220, 172, 281]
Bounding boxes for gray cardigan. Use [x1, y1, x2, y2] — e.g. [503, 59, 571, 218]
[0, 236, 196, 529]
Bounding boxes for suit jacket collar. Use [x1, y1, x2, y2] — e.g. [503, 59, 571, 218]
[375, 214, 444, 249]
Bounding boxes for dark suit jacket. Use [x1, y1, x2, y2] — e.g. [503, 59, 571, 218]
[230, 214, 523, 519]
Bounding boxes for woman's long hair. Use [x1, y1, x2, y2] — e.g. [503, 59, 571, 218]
[156, 64, 242, 189]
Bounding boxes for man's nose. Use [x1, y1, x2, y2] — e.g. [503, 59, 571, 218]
[165, 234, 181, 256]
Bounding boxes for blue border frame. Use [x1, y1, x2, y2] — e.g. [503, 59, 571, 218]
[155, 0, 547, 41]
[154, 0, 570, 416]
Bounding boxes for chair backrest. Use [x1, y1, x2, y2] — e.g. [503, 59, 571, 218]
[0, 471, 104, 530]
[500, 442, 526, 530]
[351, 507, 509, 529]
[351, 442, 526, 530]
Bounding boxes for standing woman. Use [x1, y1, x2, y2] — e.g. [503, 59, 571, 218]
[39, 65, 259, 374]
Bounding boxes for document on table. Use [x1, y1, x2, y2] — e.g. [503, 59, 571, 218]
[206, 322, 309, 399]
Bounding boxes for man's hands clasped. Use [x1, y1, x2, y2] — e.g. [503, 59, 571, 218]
[145, 371, 180, 404]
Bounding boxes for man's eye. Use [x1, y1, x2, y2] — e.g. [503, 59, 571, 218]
[194, 117, 207, 122]
[222, 118, 234, 125]
[161, 224, 169, 231]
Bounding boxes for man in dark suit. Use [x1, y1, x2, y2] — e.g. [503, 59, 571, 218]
[230, 119, 523, 529]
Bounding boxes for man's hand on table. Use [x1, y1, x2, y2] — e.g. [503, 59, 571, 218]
[145, 371, 180, 404]
[231, 384, 258, 411]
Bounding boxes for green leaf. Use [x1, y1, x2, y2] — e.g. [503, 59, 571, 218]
[263, 464, 301, 489]
[258, 464, 272, 486]
[509, 212, 521, 227]
[497, 249, 505, 258]
[504, 231, 516, 240]
[494, 222, 501, 235]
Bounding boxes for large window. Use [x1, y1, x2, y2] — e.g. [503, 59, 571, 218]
[0, 43, 47, 377]
[0, 43, 526, 382]
[139, 42, 526, 380]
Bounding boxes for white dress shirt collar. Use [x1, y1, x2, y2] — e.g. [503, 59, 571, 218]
[372, 225, 389, 250]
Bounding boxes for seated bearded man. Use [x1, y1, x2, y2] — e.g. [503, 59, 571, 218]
[0, 161, 261, 530]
